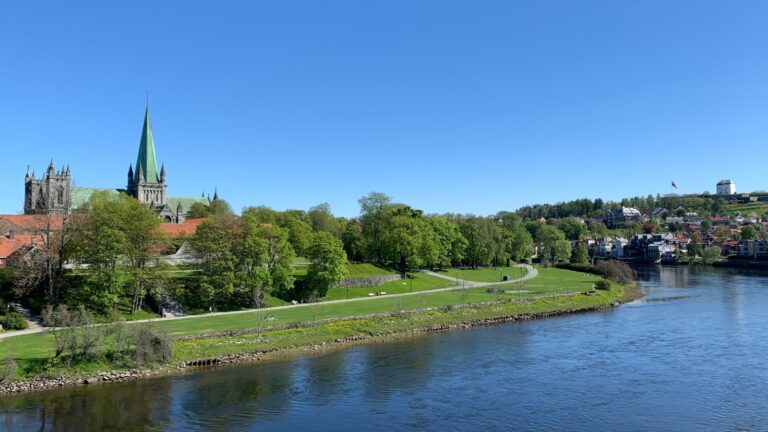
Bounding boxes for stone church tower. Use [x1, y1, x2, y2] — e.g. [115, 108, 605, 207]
[125, 106, 185, 223]
[24, 161, 72, 214]
[127, 106, 167, 207]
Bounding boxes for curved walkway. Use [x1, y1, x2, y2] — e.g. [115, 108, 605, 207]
[0, 264, 537, 341]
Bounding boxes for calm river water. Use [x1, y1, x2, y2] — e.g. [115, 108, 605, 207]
[2, 266, 768, 431]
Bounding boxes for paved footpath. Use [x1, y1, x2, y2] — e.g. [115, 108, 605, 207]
[0, 264, 537, 341]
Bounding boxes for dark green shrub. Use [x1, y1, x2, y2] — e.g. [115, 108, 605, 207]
[595, 280, 611, 291]
[3, 312, 29, 330]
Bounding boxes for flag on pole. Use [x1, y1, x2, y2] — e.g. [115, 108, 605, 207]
[671, 181, 678, 189]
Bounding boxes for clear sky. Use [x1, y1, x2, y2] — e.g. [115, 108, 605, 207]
[1, 1, 766, 217]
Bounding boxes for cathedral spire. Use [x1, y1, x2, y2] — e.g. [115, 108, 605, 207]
[134, 106, 160, 184]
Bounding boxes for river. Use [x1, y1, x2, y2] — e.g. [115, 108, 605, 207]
[2, 266, 768, 431]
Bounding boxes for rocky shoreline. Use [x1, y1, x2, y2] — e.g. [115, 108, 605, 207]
[0, 298, 623, 398]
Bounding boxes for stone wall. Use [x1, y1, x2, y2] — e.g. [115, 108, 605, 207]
[340, 274, 402, 288]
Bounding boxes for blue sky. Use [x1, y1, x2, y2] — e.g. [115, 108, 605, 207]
[1, 1, 766, 216]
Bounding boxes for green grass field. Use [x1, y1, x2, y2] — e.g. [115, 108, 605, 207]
[0, 269, 602, 369]
[722, 202, 768, 217]
[435, 266, 527, 282]
[323, 272, 453, 300]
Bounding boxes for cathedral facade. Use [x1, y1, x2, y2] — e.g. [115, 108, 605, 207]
[24, 107, 208, 223]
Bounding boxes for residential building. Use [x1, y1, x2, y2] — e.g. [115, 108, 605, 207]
[716, 179, 736, 195]
[737, 240, 768, 259]
[605, 207, 642, 228]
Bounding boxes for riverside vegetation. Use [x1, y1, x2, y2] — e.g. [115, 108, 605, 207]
[0, 191, 639, 393]
[0, 266, 631, 393]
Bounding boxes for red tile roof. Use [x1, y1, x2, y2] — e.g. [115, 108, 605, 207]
[159, 218, 207, 237]
[0, 214, 64, 233]
[0, 235, 42, 258]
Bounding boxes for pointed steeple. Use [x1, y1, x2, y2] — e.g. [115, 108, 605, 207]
[213, 188, 219, 201]
[160, 163, 166, 182]
[134, 105, 160, 184]
[128, 164, 134, 181]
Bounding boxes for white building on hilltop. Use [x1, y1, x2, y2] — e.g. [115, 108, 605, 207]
[716, 179, 736, 195]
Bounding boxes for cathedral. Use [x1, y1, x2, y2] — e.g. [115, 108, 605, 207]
[24, 106, 209, 223]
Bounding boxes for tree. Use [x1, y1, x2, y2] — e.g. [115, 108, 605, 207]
[687, 232, 703, 258]
[237, 215, 272, 307]
[341, 219, 364, 262]
[262, 225, 296, 299]
[714, 226, 731, 243]
[305, 232, 348, 299]
[358, 192, 392, 262]
[427, 217, 467, 268]
[187, 202, 210, 218]
[120, 196, 166, 314]
[71, 192, 128, 311]
[741, 225, 758, 240]
[308, 203, 339, 235]
[702, 246, 722, 264]
[281, 217, 313, 257]
[208, 199, 233, 216]
[559, 218, 586, 241]
[506, 224, 533, 262]
[459, 220, 483, 268]
[190, 220, 236, 310]
[383, 215, 425, 276]
[571, 243, 589, 264]
[549, 239, 572, 265]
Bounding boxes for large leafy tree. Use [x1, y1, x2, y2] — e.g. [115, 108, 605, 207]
[383, 214, 425, 276]
[427, 217, 467, 269]
[506, 224, 534, 262]
[190, 219, 237, 311]
[72, 193, 128, 311]
[341, 219, 365, 262]
[280, 216, 313, 257]
[358, 192, 392, 262]
[305, 232, 348, 299]
[120, 196, 166, 314]
[237, 215, 272, 307]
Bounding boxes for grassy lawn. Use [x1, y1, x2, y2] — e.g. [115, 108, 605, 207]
[0, 269, 609, 369]
[322, 272, 453, 301]
[174, 287, 622, 361]
[464, 267, 600, 297]
[435, 266, 527, 283]
[722, 202, 768, 216]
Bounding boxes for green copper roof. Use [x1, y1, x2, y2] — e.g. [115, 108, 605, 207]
[70, 189, 207, 215]
[167, 196, 209, 213]
[135, 107, 160, 184]
[70, 188, 121, 210]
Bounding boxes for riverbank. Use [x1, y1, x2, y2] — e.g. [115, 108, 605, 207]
[0, 280, 627, 397]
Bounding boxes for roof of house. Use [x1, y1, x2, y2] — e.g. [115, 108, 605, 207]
[0, 235, 42, 258]
[0, 214, 64, 232]
[717, 179, 735, 186]
[159, 218, 207, 237]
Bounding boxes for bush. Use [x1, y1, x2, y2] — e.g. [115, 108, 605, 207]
[3, 312, 28, 330]
[0, 356, 17, 383]
[594, 280, 611, 291]
[556, 260, 636, 285]
[135, 326, 172, 366]
[593, 261, 636, 285]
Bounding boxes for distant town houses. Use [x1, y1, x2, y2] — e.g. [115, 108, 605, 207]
[605, 207, 642, 228]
